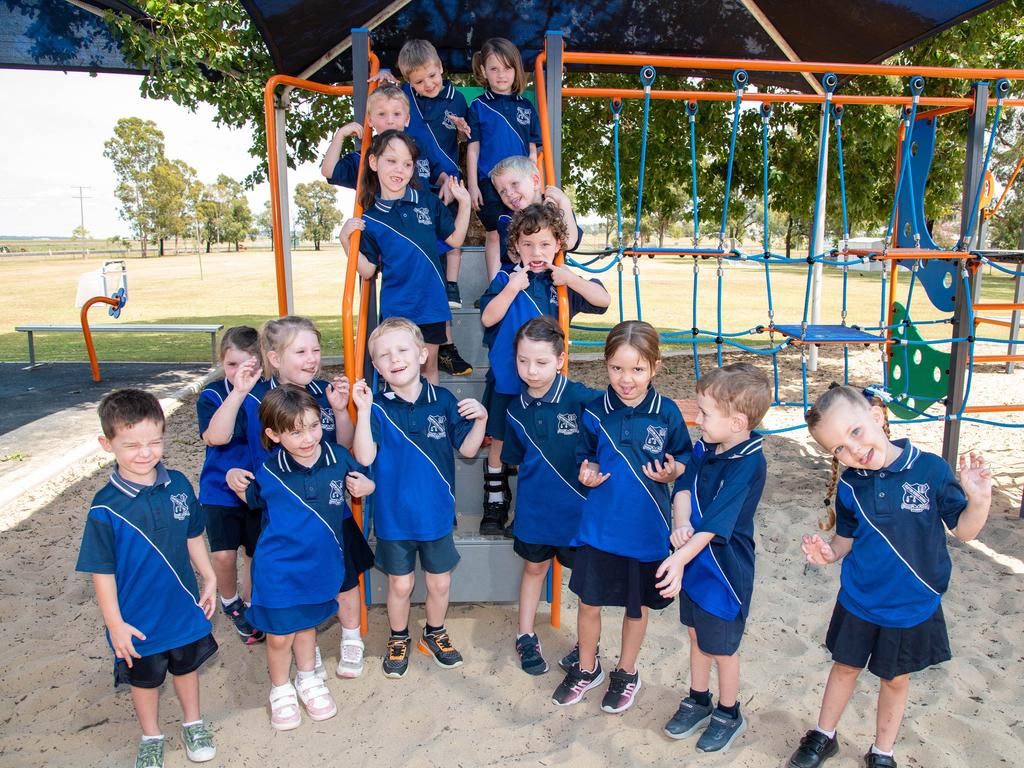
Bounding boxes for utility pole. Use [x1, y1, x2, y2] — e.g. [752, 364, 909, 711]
[71, 186, 92, 257]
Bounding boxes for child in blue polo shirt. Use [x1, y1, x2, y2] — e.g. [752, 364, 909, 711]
[479, 202, 610, 536]
[76, 389, 218, 768]
[226, 315, 369, 680]
[342, 130, 471, 384]
[467, 37, 541, 278]
[501, 316, 601, 675]
[787, 385, 992, 768]
[655, 362, 772, 753]
[196, 325, 265, 646]
[552, 320, 691, 714]
[240, 385, 375, 731]
[351, 317, 487, 679]
[490, 155, 582, 266]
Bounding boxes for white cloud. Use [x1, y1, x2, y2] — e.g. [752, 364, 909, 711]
[0, 69, 351, 238]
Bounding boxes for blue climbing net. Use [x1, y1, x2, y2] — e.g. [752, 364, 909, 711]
[564, 68, 1023, 434]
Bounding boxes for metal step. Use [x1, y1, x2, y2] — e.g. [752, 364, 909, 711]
[449, 308, 488, 368]
[453, 245, 490, 303]
[439, 367, 487, 401]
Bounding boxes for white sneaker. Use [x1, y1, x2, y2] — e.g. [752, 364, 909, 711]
[313, 644, 327, 681]
[337, 636, 365, 679]
[294, 674, 337, 721]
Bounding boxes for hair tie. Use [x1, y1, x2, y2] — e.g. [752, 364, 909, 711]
[862, 385, 893, 404]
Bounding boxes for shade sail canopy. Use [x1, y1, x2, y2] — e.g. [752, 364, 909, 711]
[240, 0, 1007, 90]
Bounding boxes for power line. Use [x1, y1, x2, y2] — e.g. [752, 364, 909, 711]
[71, 186, 92, 236]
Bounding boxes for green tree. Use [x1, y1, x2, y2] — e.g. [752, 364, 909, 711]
[256, 200, 274, 239]
[146, 159, 189, 256]
[198, 174, 253, 252]
[293, 181, 342, 250]
[103, 117, 165, 257]
[71, 225, 90, 240]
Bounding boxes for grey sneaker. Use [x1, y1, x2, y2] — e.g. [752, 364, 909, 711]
[383, 635, 411, 678]
[418, 628, 464, 668]
[135, 737, 164, 768]
[664, 696, 714, 739]
[181, 721, 215, 763]
[696, 709, 746, 753]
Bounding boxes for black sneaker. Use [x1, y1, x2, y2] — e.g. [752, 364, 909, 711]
[382, 636, 410, 679]
[552, 660, 604, 706]
[664, 696, 714, 739]
[789, 730, 840, 768]
[515, 634, 548, 675]
[222, 598, 264, 645]
[438, 343, 473, 376]
[864, 752, 897, 768]
[480, 499, 509, 536]
[446, 281, 462, 309]
[600, 668, 641, 713]
[696, 709, 746, 753]
[418, 628, 464, 668]
[558, 642, 599, 673]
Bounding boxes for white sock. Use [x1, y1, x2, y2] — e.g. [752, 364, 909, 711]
[870, 745, 894, 757]
[341, 625, 361, 641]
[815, 726, 836, 739]
[296, 669, 316, 682]
[220, 594, 238, 607]
[517, 632, 534, 640]
[270, 682, 293, 695]
[141, 734, 164, 742]
[182, 720, 203, 728]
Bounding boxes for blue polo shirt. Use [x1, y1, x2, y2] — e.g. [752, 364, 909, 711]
[835, 439, 967, 628]
[403, 81, 468, 183]
[245, 442, 362, 609]
[480, 265, 607, 394]
[497, 213, 584, 266]
[327, 151, 361, 189]
[241, 378, 341, 470]
[467, 89, 541, 179]
[361, 187, 455, 326]
[196, 379, 250, 508]
[677, 436, 765, 620]
[369, 379, 475, 541]
[575, 387, 692, 562]
[577, 387, 696, 561]
[502, 375, 601, 546]
[76, 464, 212, 658]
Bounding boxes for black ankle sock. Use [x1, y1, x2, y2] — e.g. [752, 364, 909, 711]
[690, 688, 712, 707]
[716, 701, 740, 719]
[424, 623, 444, 635]
[390, 627, 409, 639]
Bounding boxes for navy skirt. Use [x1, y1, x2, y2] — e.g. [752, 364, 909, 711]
[569, 544, 673, 619]
[247, 598, 338, 636]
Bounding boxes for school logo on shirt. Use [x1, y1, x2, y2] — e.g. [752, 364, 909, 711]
[901, 482, 931, 513]
[416, 159, 430, 179]
[642, 425, 667, 455]
[414, 206, 432, 226]
[443, 110, 457, 130]
[516, 106, 531, 125]
[170, 493, 190, 520]
[427, 414, 447, 440]
[329, 479, 344, 506]
[320, 407, 335, 431]
[549, 284, 559, 307]
[556, 413, 579, 436]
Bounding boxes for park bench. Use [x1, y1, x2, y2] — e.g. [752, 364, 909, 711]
[15, 323, 223, 367]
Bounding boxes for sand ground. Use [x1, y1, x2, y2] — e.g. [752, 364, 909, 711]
[0, 347, 1021, 768]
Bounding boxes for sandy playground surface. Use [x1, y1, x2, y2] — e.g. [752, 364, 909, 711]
[0, 347, 1022, 768]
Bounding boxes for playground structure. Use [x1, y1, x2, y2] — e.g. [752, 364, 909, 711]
[264, 32, 1024, 627]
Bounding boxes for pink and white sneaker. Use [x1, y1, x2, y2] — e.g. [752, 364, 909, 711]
[268, 683, 302, 731]
[294, 674, 337, 721]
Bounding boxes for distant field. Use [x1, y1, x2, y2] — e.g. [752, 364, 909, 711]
[1, 238, 1020, 364]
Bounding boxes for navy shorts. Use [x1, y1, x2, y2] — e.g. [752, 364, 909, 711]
[204, 503, 260, 556]
[418, 321, 448, 345]
[514, 537, 577, 568]
[568, 544, 673, 619]
[483, 372, 515, 440]
[341, 516, 375, 591]
[114, 633, 218, 689]
[375, 532, 461, 575]
[678, 589, 747, 656]
[477, 177, 511, 231]
[826, 600, 951, 680]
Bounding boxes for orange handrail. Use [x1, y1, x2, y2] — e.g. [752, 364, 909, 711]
[973, 302, 1024, 311]
[534, 44, 566, 631]
[81, 296, 122, 382]
[963, 403, 1024, 413]
[984, 156, 1024, 220]
[561, 87, 1024, 110]
[264, 76, 355, 316]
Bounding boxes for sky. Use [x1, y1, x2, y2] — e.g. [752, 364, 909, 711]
[0, 69, 352, 239]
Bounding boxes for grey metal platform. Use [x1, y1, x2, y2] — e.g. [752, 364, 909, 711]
[367, 246, 527, 604]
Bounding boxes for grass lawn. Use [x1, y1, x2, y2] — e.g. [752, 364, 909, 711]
[1, 241, 1020, 363]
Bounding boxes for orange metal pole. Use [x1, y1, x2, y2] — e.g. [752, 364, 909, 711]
[975, 317, 1014, 328]
[973, 302, 1024, 311]
[984, 156, 1024, 219]
[846, 248, 971, 260]
[973, 354, 1024, 363]
[962, 403, 1024, 413]
[535, 46, 565, 631]
[80, 296, 122, 382]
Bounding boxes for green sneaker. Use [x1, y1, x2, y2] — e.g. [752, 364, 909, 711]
[181, 721, 215, 763]
[135, 737, 164, 768]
